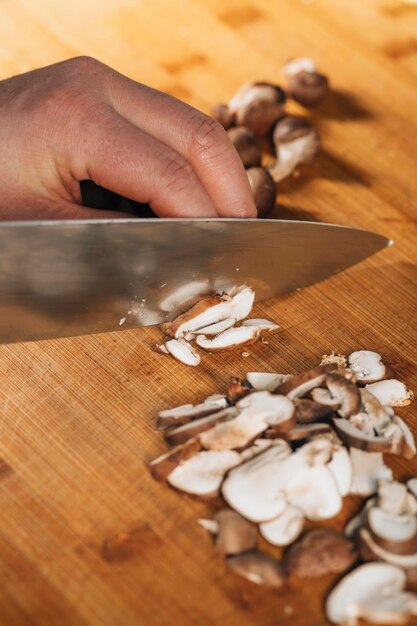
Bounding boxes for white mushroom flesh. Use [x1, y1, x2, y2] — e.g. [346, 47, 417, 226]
[230, 287, 255, 320]
[327, 446, 352, 497]
[196, 318, 236, 335]
[365, 379, 414, 407]
[222, 444, 294, 522]
[349, 448, 393, 497]
[368, 507, 417, 544]
[325, 563, 416, 625]
[228, 83, 280, 111]
[196, 326, 260, 351]
[167, 449, 242, 496]
[200, 392, 294, 450]
[348, 350, 387, 384]
[259, 505, 305, 546]
[269, 131, 319, 183]
[242, 318, 279, 331]
[246, 372, 289, 391]
[165, 339, 201, 367]
[360, 528, 417, 571]
[283, 57, 317, 76]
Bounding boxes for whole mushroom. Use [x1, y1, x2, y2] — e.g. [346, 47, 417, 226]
[228, 81, 287, 136]
[269, 116, 320, 183]
[246, 167, 276, 216]
[283, 58, 329, 107]
[227, 126, 262, 168]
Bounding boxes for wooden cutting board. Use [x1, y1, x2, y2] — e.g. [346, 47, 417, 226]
[1, 1, 417, 624]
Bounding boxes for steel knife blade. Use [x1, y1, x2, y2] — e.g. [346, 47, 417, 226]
[0, 218, 390, 343]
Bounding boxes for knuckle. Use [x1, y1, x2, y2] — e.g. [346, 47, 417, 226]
[158, 148, 194, 195]
[190, 115, 231, 160]
[64, 56, 103, 74]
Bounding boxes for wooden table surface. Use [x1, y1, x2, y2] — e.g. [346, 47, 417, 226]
[1, 1, 417, 624]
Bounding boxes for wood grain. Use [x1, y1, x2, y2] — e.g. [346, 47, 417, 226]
[1, 0, 417, 624]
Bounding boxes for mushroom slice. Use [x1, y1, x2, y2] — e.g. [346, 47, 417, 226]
[240, 438, 289, 461]
[365, 379, 414, 407]
[359, 528, 417, 573]
[367, 507, 417, 555]
[167, 449, 242, 497]
[222, 443, 294, 522]
[349, 448, 393, 497]
[200, 392, 295, 451]
[213, 509, 257, 555]
[326, 373, 361, 418]
[333, 418, 391, 452]
[348, 350, 388, 384]
[286, 529, 357, 579]
[149, 438, 202, 481]
[310, 386, 341, 409]
[407, 479, 417, 499]
[164, 407, 238, 446]
[242, 318, 279, 331]
[327, 445, 352, 497]
[196, 326, 260, 352]
[195, 317, 236, 335]
[345, 498, 377, 539]
[259, 505, 305, 546]
[267, 422, 332, 441]
[275, 363, 337, 400]
[227, 377, 253, 404]
[387, 416, 416, 460]
[230, 287, 255, 321]
[285, 463, 342, 521]
[198, 518, 219, 534]
[360, 388, 392, 433]
[295, 398, 334, 423]
[378, 481, 417, 516]
[164, 338, 201, 367]
[246, 372, 290, 392]
[326, 562, 417, 625]
[156, 396, 228, 430]
[226, 551, 286, 588]
[161, 295, 231, 338]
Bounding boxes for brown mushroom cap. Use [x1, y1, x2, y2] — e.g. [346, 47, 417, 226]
[213, 509, 257, 555]
[286, 71, 329, 107]
[164, 407, 238, 446]
[285, 529, 357, 578]
[227, 377, 253, 404]
[149, 438, 202, 481]
[275, 363, 337, 399]
[325, 373, 361, 418]
[273, 116, 314, 144]
[227, 126, 262, 168]
[295, 398, 335, 423]
[211, 103, 235, 130]
[226, 550, 286, 588]
[228, 82, 287, 136]
[246, 167, 276, 217]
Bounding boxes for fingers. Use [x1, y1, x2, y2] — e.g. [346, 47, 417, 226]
[72, 108, 218, 218]
[103, 70, 257, 218]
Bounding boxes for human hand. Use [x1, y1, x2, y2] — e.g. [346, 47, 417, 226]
[0, 57, 257, 220]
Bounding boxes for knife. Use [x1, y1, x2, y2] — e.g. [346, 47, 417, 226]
[0, 218, 390, 344]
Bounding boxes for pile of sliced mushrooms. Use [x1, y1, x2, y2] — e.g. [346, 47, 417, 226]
[211, 57, 329, 216]
[150, 292, 417, 624]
